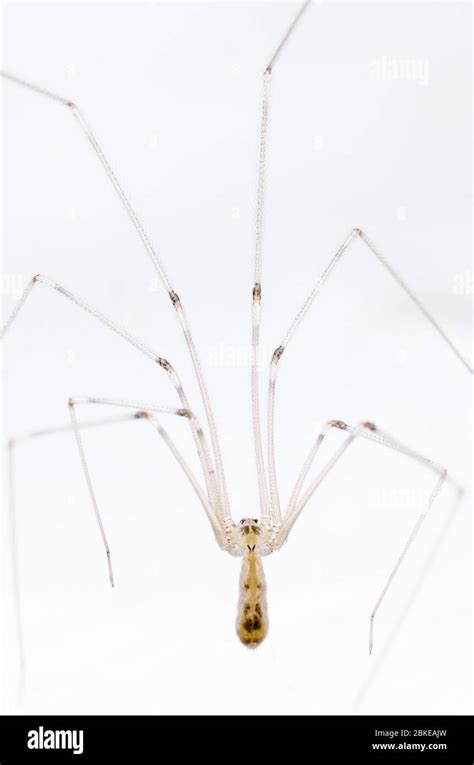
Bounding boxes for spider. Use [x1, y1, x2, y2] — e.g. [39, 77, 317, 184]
[2, 0, 471, 667]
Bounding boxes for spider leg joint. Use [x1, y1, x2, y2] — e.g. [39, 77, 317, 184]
[252, 282, 262, 303]
[177, 408, 193, 419]
[328, 419, 348, 430]
[271, 345, 285, 365]
[169, 290, 181, 310]
[134, 411, 150, 420]
[157, 357, 173, 373]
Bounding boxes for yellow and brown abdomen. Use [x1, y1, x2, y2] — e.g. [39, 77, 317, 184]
[237, 551, 268, 648]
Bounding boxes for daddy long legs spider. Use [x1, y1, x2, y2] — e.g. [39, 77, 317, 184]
[2, 1, 471, 681]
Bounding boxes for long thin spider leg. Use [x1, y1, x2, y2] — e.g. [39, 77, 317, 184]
[359, 230, 473, 375]
[252, 0, 311, 523]
[252, 71, 271, 520]
[1, 274, 218, 511]
[143, 414, 224, 544]
[368, 472, 445, 656]
[6, 412, 138, 697]
[346, 423, 456, 656]
[352, 488, 462, 712]
[9, 410, 218, 535]
[286, 420, 365, 521]
[277, 419, 458, 654]
[1, 69, 230, 521]
[6, 409, 223, 700]
[68, 396, 225, 586]
[69, 394, 217, 518]
[268, 228, 472, 524]
[11, 413, 138, 444]
[281, 420, 376, 540]
[266, 0, 311, 73]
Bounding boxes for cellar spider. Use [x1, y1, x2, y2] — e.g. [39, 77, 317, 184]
[2, 0, 471, 668]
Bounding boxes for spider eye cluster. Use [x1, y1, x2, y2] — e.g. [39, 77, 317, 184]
[239, 518, 259, 524]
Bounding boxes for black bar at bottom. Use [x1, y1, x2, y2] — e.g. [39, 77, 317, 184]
[0, 715, 472, 762]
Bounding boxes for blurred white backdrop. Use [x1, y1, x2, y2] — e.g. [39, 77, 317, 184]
[1, 1, 472, 715]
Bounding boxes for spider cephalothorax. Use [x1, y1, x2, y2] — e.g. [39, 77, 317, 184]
[223, 518, 276, 558]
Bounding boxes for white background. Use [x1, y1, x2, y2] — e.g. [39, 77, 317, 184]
[1, 1, 472, 715]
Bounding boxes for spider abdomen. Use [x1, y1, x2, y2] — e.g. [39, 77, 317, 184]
[237, 550, 268, 648]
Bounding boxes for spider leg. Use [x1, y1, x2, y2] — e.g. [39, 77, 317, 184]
[285, 420, 364, 524]
[1, 274, 219, 513]
[68, 396, 225, 585]
[251, 1, 311, 523]
[1, 68, 230, 520]
[277, 420, 460, 654]
[267, 228, 472, 524]
[6, 408, 223, 702]
[7, 413, 140, 698]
